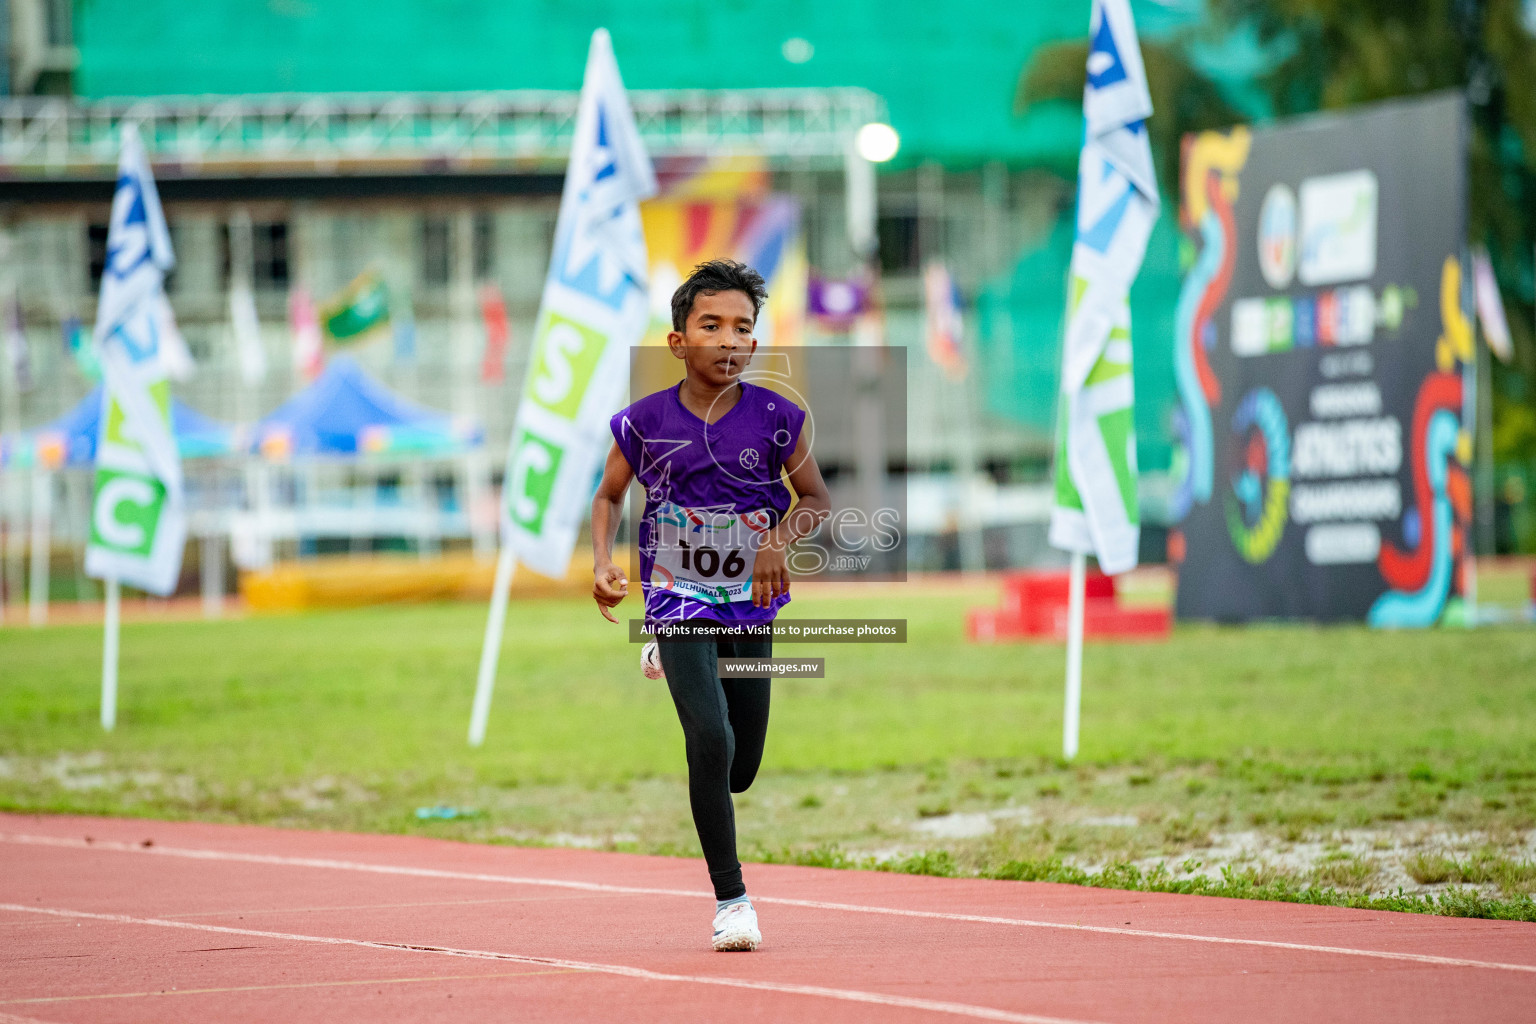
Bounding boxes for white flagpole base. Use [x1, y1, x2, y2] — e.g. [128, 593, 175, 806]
[1063, 551, 1086, 760]
[102, 577, 121, 731]
[201, 533, 224, 619]
[29, 470, 52, 627]
[468, 544, 518, 747]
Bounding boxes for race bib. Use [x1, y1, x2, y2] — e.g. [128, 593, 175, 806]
[649, 502, 773, 605]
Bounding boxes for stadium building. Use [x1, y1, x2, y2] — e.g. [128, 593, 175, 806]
[0, 0, 1253, 584]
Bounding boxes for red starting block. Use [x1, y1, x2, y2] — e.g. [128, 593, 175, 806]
[967, 570, 1170, 642]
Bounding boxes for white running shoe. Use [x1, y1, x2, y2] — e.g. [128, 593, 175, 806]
[711, 899, 761, 952]
[641, 640, 665, 680]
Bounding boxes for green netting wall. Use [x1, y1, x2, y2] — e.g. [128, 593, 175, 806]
[74, 0, 1201, 167]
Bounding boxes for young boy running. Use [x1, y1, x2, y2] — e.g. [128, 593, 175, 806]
[591, 259, 830, 951]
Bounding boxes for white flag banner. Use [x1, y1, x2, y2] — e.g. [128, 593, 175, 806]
[1047, 0, 1159, 576]
[229, 279, 268, 384]
[227, 210, 268, 384]
[500, 28, 657, 578]
[153, 292, 195, 381]
[1471, 246, 1513, 364]
[83, 128, 187, 596]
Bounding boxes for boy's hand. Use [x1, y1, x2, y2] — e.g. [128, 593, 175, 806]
[593, 563, 629, 623]
[751, 529, 790, 608]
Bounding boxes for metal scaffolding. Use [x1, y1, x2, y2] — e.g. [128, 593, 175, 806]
[0, 88, 887, 178]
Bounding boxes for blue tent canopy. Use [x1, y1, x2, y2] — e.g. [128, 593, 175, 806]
[0, 386, 239, 468]
[174, 400, 241, 460]
[250, 356, 482, 459]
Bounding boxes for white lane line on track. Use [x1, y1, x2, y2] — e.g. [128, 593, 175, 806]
[0, 1012, 65, 1024]
[0, 903, 1098, 1024]
[1, 970, 576, 1007]
[4, 831, 1533, 975]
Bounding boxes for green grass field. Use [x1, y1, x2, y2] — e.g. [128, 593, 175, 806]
[3, 570, 1535, 919]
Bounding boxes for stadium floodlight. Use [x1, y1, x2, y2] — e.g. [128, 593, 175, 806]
[855, 122, 900, 163]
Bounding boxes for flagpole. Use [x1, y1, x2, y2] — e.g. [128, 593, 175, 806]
[468, 543, 517, 746]
[1473, 278, 1494, 620]
[28, 469, 51, 626]
[1063, 550, 1086, 760]
[101, 577, 121, 730]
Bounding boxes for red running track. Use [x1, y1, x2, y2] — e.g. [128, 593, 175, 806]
[1, 813, 1532, 1023]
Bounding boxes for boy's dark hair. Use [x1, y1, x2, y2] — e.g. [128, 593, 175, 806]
[670, 259, 769, 332]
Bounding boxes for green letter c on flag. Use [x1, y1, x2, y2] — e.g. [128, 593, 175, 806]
[507, 430, 564, 534]
[91, 469, 166, 556]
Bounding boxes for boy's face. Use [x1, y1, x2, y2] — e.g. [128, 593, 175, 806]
[667, 289, 757, 388]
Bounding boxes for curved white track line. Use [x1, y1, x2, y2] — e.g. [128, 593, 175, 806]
[3, 831, 1532, 975]
[0, 903, 1097, 1024]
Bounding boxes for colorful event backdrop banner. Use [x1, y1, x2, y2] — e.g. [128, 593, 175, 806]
[639, 196, 807, 350]
[1172, 93, 1472, 625]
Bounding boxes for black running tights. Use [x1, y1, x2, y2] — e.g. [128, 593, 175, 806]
[655, 638, 772, 901]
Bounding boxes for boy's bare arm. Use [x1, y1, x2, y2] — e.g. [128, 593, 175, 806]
[592, 441, 635, 623]
[751, 427, 831, 608]
[781, 430, 831, 542]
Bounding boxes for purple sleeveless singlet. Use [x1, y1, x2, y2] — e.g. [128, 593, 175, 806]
[610, 381, 806, 627]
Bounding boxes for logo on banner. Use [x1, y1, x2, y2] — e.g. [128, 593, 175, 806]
[1299, 170, 1378, 286]
[1257, 184, 1297, 289]
[1223, 387, 1291, 564]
